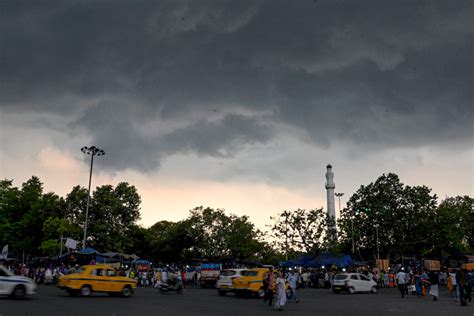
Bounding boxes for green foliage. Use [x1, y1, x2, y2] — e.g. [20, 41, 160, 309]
[269, 208, 329, 256]
[146, 207, 265, 263]
[432, 196, 474, 255]
[339, 173, 439, 260]
[39, 239, 60, 257]
[1, 174, 471, 265]
[85, 182, 142, 252]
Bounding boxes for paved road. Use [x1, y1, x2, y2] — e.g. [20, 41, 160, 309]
[0, 285, 471, 316]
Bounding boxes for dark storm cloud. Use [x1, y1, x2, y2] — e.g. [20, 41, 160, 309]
[1, 0, 472, 171]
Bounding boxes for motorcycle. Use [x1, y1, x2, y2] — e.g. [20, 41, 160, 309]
[159, 280, 183, 293]
[159, 271, 183, 294]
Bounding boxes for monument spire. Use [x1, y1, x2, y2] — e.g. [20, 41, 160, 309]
[325, 164, 337, 240]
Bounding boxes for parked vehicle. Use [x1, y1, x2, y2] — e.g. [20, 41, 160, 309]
[0, 265, 36, 298]
[200, 263, 222, 288]
[216, 269, 246, 296]
[332, 273, 377, 294]
[57, 264, 137, 297]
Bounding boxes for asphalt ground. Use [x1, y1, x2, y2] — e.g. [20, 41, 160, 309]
[0, 285, 472, 316]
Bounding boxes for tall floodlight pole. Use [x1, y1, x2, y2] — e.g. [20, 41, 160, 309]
[81, 146, 105, 249]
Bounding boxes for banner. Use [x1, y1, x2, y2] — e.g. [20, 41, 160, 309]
[65, 238, 78, 250]
[424, 260, 440, 271]
[1, 244, 8, 259]
[377, 259, 389, 271]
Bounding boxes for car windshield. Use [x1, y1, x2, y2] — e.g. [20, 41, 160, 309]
[241, 270, 258, 277]
[0, 266, 13, 277]
[360, 275, 370, 281]
[334, 274, 347, 280]
[220, 270, 237, 276]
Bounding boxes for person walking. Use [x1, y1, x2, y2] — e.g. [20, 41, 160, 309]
[449, 270, 458, 301]
[266, 267, 275, 307]
[456, 269, 468, 306]
[465, 269, 472, 303]
[428, 270, 439, 301]
[274, 272, 287, 311]
[414, 270, 422, 298]
[287, 270, 299, 303]
[396, 269, 407, 298]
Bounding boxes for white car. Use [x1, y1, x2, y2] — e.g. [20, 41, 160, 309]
[0, 265, 37, 298]
[332, 273, 377, 294]
[216, 269, 246, 296]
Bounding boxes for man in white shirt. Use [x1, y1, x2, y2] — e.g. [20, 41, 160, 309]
[287, 271, 299, 303]
[396, 269, 406, 298]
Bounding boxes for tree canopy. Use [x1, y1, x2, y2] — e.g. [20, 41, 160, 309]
[1, 174, 472, 264]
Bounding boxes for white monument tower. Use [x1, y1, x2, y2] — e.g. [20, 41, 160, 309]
[325, 164, 337, 239]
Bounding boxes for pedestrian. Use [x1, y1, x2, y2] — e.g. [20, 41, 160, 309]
[449, 270, 458, 301]
[287, 270, 299, 303]
[44, 268, 53, 285]
[456, 269, 468, 306]
[181, 269, 186, 289]
[301, 270, 308, 288]
[428, 270, 439, 301]
[262, 271, 269, 303]
[266, 267, 275, 307]
[388, 270, 394, 288]
[465, 269, 472, 303]
[414, 270, 422, 298]
[396, 269, 406, 298]
[274, 272, 287, 311]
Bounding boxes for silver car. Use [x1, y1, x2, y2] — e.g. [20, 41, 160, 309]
[332, 273, 377, 294]
[0, 265, 37, 298]
[216, 269, 246, 296]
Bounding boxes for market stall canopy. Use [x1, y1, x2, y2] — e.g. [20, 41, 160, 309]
[78, 247, 98, 254]
[280, 253, 353, 268]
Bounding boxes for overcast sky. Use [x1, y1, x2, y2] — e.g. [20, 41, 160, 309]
[1, 0, 472, 228]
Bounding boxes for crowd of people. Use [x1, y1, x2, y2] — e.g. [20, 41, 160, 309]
[1, 259, 472, 308]
[393, 267, 472, 306]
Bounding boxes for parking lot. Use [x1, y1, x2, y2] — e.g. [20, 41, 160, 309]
[0, 285, 471, 316]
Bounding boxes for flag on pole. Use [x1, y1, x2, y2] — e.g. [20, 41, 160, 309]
[1, 245, 8, 259]
[65, 238, 78, 250]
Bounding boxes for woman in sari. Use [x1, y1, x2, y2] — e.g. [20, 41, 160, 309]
[274, 272, 287, 311]
[415, 270, 422, 298]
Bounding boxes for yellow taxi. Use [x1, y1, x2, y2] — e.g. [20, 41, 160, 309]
[232, 268, 289, 298]
[57, 264, 137, 297]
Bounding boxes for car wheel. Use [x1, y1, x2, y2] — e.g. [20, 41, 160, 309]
[81, 285, 92, 297]
[348, 287, 355, 294]
[122, 285, 132, 297]
[371, 286, 377, 293]
[218, 290, 226, 296]
[12, 285, 26, 299]
[258, 287, 265, 298]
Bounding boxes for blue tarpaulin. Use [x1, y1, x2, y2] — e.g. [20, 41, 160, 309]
[280, 253, 353, 268]
[78, 247, 98, 254]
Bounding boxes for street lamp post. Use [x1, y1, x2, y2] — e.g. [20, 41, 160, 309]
[374, 223, 380, 262]
[335, 193, 344, 214]
[351, 213, 355, 254]
[335, 192, 350, 251]
[81, 146, 105, 249]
